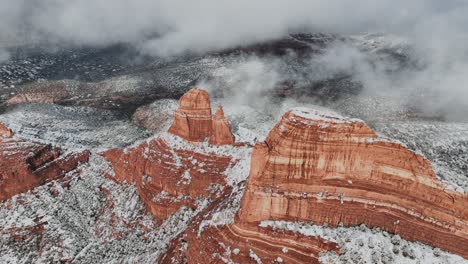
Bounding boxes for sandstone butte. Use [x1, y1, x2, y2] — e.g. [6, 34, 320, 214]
[160, 107, 468, 263]
[103, 88, 237, 222]
[237, 108, 468, 258]
[0, 123, 90, 201]
[167, 88, 235, 145]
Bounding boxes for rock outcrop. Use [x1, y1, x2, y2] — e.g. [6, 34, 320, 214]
[210, 106, 235, 146]
[102, 90, 340, 263]
[103, 88, 239, 222]
[238, 107, 468, 258]
[0, 122, 13, 138]
[161, 189, 340, 264]
[105, 93, 468, 261]
[102, 135, 235, 222]
[168, 88, 214, 142]
[0, 124, 90, 201]
[167, 88, 236, 145]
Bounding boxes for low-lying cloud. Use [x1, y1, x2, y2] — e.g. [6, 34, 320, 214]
[0, 0, 466, 56]
[1, 0, 467, 120]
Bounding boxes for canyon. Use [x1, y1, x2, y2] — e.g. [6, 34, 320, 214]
[1, 88, 467, 263]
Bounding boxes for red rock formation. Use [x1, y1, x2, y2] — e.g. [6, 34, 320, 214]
[104, 89, 468, 261]
[161, 190, 339, 264]
[210, 106, 235, 146]
[104, 89, 341, 263]
[103, 135, 235, 222]
[104, 88, 240, 222]
[0, 122, 13, 138]
[239, 107, 468, 258]
[168, 88, 213, 142]
[0, 126, 90, 201]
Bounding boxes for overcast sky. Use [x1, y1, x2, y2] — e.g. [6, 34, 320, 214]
[1, 1, 467, 119]
[0, 0, 467, 56]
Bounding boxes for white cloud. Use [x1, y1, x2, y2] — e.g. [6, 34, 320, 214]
[1, 0, 467, 119]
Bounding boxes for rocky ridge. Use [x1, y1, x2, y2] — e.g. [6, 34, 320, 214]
[0, 88, 467, 263]
[0, 122, 90, 201]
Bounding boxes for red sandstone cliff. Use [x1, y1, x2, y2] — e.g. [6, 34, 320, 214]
[238, 107, 468, 258]
[161, 189, 340, 264]
[105, 92, 468, 262]
[102, 90, 340, 263]
[0, 124, 90, 201]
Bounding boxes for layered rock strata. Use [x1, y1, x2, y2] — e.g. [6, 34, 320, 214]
[161, 190, 340, 264]
[168, 88, 213, 142]
[103, 89, 340, 263]
[103, 88, 238, 222]
[0, 124, 90, 201]
[102, 135, 234, 222]
[168, 88, 236, 145]
[238, 107, 468, 258]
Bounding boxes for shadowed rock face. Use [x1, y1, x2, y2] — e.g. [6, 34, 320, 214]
[0, 124, 90, 201]
[238, 108, 468, 258]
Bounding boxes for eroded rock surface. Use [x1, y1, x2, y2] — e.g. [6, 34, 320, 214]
[168, 88, 214, 142]
[239, 107, 468, 258]
[103, 88, 239, 222]
[103, 134, 235, 222]
[0, 124, 90, 201]
[0, 122, 13, 138]
[210, 106, 236, 146]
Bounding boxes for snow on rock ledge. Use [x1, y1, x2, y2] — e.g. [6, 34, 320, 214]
[239, 107, 468, 258]
[0, 123, 90, 201]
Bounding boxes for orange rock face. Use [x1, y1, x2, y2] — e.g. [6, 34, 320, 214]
[103, 88, 239, 222]
[239, 107, 468, 258]
[168, 88, 214, 142]
[161, 189, 340, 264]
[168, 88, 236, 145]
[105, 90, 467, 261]
[102, 135, 235, 222]
[210, 106, 235, 146]
[0, 125, 90, 201]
